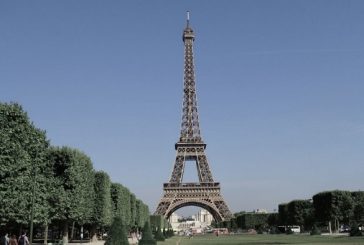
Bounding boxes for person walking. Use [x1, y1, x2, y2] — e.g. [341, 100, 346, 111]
[9, 235, 17, 245]
[18, 232, 29, 245]
[0, 233, 9, 245]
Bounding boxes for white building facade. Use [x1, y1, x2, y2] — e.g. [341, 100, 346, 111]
[169, 208, 214, 233]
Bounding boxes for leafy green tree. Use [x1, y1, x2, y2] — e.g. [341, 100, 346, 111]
[48, 146, 95, 243]
[90, 171, 112, 241]
[313, 190, 354, 232]
[349, 222, 363, 237]
[139, 222, 156, 245]
[110, 183, 131, 226]
[143, 204, 150, 227]
[211, 220, 217, 228]
[278, 203, 289, 225]
[0, 103, 50, 230]
[287, 199, 313, 231]
[150, 215, 170, 231]
[229, 217, 238, 231]
[154, 227, 165, 241]
[167, 229, 174, 237]
[121, 186, 131, 226]
[351, 191, 364, 224]
[105, 217, 129, 245]
[130, 193, 137, 227]
[267, 213, 279, 227]
[236, 213, 269, 229]
[136, 199, 149, 229]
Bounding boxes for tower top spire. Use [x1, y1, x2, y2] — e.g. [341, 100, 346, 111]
[186, 11, 190, 27]
[183, 11, 194, 42]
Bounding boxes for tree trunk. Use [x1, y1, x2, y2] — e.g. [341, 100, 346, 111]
[62, 222, 69, 244]
[43, 222, 48, 245]
[70, 222, 75, 241]
[328, 221, 332, 234]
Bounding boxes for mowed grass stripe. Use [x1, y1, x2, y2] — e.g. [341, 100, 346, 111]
[157, 234, 364, 245]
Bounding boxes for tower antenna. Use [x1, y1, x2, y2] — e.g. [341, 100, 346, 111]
[187, 11, 190, 27]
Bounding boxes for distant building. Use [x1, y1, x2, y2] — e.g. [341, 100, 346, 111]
[253, 208, 268, 214]
[169, 212, 181, 231]
[169, 212, 180, 223]
[168, 208, 214, 233]
[196, 208, 213, 225]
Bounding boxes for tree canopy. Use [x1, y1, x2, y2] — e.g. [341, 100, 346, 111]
[93, 171, 112, 228]
[0, 102, 50, 226]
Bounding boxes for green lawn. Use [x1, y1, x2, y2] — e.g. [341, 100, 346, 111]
[157, 234, 364, 245]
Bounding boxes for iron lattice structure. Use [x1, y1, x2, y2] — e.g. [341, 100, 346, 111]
[154, 14, 233, 222]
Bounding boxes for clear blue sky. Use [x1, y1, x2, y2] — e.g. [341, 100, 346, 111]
[1, 1, 364, 215]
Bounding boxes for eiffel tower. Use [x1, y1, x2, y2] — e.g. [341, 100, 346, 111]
[154, 12, 233, 222]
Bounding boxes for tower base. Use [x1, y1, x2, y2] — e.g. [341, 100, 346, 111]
[155, 182, 233, 222]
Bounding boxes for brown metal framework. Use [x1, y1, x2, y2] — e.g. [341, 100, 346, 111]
[154, 13, 233, 222]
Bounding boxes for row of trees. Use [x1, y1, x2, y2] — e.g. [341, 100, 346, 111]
[215, 190, 364, 234]
[149, 215, 173, 241]
[0, 102, 150, 242]
[150, 215, 171, 231]
[279, 190, 364, 233]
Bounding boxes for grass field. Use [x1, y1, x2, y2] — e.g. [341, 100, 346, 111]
[157, 234, 364, 245]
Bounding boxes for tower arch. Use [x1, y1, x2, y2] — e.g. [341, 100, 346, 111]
[165, 200, 223, 222]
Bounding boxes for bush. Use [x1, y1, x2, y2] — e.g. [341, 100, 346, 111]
[168, 229, 174, 237]
[269, 227, 281, 234]
[154, 227, 165, 241]
[105, 217, 129, 245]
[310, 224, 321, 235]
[286, 228, 294, 235]
[257, 227, 264, 234]
[350, 225, 363, 237]
[139, 222, 156, 245]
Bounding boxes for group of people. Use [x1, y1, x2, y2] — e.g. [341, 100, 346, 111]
[1, 232, 29, 245]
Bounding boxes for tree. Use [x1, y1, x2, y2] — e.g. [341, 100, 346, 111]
[267, 213, 279, 227]
[150, 215, 169, 231]
[278, 203, 289, 226]
[0, 103, 50, 231]
[130, 193, 137, 227]
[138, 222, 156, 245]
[229, 217, 238, 231]
[313, 190, 354, 233]
[48, 146, 95, 243]
[167, 228, 174, 237]
[105, 217, 129, 245]
[153, 227, 165, 241]
[287, 199, 313, 231]
[120, 186, 131, 226]
[136, 199, 149, 229]
[90, 171, 112, 241]
[110, 183, 131, 226]
[236, 213, 269, 229]
[351, 191, 364, 224]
